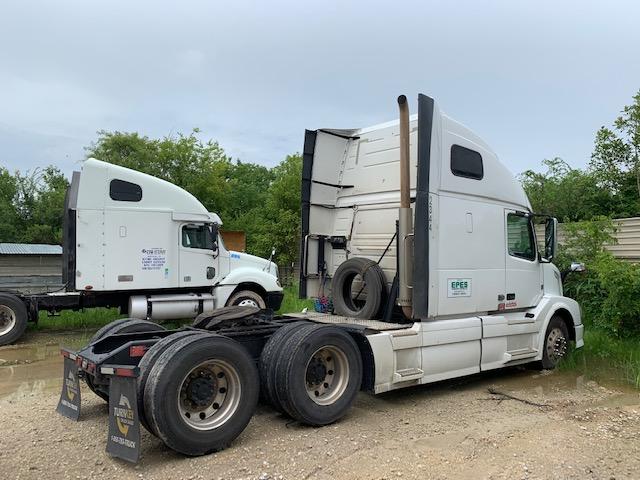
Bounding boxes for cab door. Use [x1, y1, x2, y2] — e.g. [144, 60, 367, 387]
[179, 223, 218, 287]
[504, 211, 542, 309]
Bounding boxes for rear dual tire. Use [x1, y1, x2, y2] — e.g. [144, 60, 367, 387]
[261, 324, 362, 426]
[143, 334, 259, 456]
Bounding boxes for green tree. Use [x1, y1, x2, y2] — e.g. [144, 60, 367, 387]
[519, 158, 612, 221]
[589, 90, 640, 214]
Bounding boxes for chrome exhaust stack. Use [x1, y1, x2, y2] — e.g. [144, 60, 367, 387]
[397, 95, 413, 319]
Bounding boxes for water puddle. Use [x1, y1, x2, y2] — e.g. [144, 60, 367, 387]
[0, 330, 94, 401]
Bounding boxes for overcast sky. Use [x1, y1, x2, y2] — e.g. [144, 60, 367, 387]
[1, 0, 639, 178]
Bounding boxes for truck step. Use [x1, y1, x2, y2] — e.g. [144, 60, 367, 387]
[503, 348, 538, 362]
[393, 367, 424, 383]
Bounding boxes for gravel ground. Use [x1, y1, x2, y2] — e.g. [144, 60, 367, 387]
[0, 336, 639, 479]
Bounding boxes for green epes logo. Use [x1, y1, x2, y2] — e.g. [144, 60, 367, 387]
[447, 278, 471, 298]
[451, 280, 468, 289]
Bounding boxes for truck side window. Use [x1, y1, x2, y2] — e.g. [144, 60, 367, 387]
[451, 145, 483, 180]
[182, 225, 214, 250]
[109, 179, 142, 202]
[507, 214, 536, 260]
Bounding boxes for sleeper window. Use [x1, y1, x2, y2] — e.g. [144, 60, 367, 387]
[109, 179, 142, 202]
[182, 225, 213, 250]
[451, 145, 483, 180]
[507, 214, 536, 261]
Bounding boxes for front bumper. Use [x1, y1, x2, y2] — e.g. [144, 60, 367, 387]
[575, 323, 584, 348]
[265, 291, 284, 311]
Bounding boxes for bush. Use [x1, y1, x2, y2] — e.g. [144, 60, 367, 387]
[558, 217, 640, 337]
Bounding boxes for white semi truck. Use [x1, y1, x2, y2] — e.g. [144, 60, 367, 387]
[56, 94, 584, 463]
[0, 159, 284, 346]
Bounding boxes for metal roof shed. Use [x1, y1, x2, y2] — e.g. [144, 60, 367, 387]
[0, 243, 63, 294]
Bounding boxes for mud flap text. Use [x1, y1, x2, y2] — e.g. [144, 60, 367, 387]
[107, 376, 141, 463]
[56, 357, 81, 421]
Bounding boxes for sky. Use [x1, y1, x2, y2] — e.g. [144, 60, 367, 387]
[1, 0, 639, 178]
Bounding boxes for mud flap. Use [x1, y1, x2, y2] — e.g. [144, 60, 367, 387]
[106, 373, 141, 463]
[56, 356, 81, 420]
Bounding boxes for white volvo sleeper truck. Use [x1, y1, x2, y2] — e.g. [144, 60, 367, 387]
[0, 158, 283, 346]
[55, 95, 583, 463]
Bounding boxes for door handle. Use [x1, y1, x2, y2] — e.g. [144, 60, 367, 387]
[206, 267, 215, 279]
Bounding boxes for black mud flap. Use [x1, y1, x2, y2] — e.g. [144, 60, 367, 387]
[56, 355, 81, 420]
[106, 370, 141, 463]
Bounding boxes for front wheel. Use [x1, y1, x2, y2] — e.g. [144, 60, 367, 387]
[226, 290, 266, 309]
[541, 316, 570, 369]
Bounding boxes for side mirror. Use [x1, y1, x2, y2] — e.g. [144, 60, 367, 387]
[209, 225, 219, 255]
[561, 261, 586, 282]
[570, 262, 585, 273]
[544, 217, 558, 262]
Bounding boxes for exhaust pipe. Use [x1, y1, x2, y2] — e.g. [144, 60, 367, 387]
[397, 95, 413, 319]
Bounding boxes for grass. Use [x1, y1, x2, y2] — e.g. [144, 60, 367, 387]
[30, 307, 122, 332]
[561, 328, 640, 389]
[277, 284, 315, 314]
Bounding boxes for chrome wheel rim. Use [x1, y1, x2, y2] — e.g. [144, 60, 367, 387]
[546, 327, 567, 364]
[305, 345, 349, 406]
[237, 298, 259, 308]
[0, 305, 16, 336]
[177, 359, 241, 430]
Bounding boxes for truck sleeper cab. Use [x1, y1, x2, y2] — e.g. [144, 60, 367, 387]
[299, 93, 584, 393]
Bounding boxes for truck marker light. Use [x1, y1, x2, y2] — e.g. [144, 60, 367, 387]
[115, 368, 136, 377]
[129, 345, 148, 358]
[84, 285, 93, 290]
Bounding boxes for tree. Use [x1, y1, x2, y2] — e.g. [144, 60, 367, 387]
[0, 166, 69, 244]
[519, 158, 613, 221]
[589, 90, 640, 210]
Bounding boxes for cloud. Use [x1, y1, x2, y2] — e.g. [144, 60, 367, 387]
[1, 0, 639, 177]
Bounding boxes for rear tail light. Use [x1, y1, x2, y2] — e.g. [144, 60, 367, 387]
[129, 345, 148, 358]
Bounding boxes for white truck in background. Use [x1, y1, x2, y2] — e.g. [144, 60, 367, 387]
[0, 159, 283, 345]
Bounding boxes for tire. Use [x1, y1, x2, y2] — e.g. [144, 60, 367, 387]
[273, 324, 362, 426]
[0, 293, 28, 346]
[331, 257, 386, 319]
[258, 321, 309, 410]
[541, 316, 570, 369]
[85, 318, 165, 401]
[137, 330, 206, 434]
[226, 290, 266, 309]
[143, 334, 259, 456]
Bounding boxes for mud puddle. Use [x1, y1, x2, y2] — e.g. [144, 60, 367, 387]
[0, 330, 94, 400]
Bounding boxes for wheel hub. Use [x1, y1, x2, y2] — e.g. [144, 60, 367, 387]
[183, 371, 217, 407]
[0, 305, 16, 336]
[178, 360, 241, 431]
[306, 358, 328, 386]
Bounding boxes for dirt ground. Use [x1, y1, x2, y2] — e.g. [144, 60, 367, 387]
[0, 332, 639, 480]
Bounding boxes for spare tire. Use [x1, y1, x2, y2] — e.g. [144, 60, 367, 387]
[331, 257, 386, 319]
